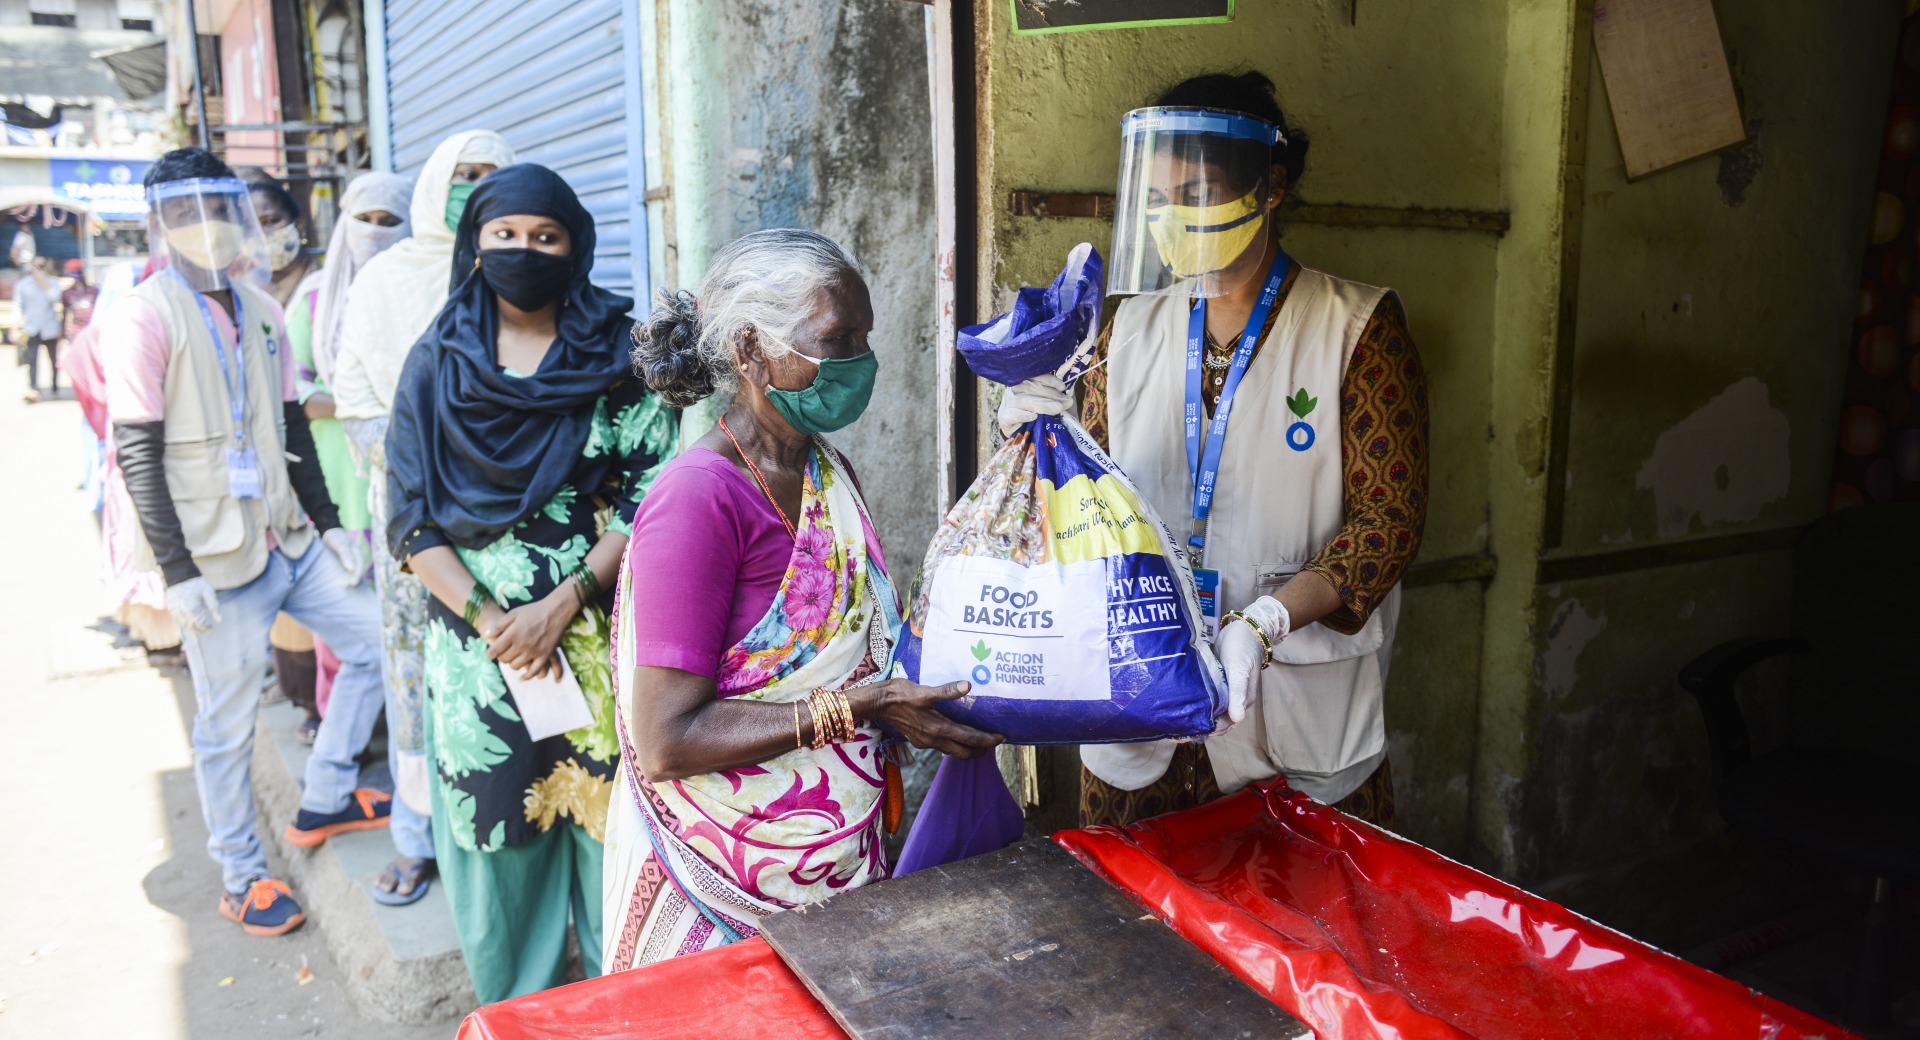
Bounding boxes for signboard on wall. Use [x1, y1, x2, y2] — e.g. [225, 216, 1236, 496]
[49, 158, 153, 222]
[1011, 0, 1232, 35]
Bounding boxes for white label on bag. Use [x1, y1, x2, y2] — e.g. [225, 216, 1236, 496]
[920, 555, 1111, 702]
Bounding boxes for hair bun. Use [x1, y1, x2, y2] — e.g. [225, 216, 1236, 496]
[631, 288, 713, 407]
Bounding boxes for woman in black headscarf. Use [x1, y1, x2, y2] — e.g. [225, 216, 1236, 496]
[385, 163, 678, 1002]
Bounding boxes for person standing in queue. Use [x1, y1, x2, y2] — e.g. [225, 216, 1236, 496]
[1002, 73, 1429, 828]
[101, 148, 391, 937]
[332, 130, 514, 906]
[604, 230, 1003, 971]
[385, 163, 679, 1002]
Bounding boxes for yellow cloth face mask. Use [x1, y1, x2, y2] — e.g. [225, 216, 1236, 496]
[1145, 188, 1266, 279]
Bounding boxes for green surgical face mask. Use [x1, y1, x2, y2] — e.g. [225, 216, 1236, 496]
[445, 181, 477, 231]
[765, 349, 878, 434]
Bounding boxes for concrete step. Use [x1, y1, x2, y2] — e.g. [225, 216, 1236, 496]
[252, 700, 475, 1024]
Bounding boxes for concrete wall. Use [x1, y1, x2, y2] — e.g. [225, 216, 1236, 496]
[1508, 2, 1900, 882]
[650, 0, 939, 562]
[968, 0, 1901, 888]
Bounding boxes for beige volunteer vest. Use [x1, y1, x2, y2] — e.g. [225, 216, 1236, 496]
[131, 273, 315, 591]
[1088, 264, 1401, 804]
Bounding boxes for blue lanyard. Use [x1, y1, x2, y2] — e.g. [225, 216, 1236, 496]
[1184, 250, 1289, 552]
[182, 276, 248, 440]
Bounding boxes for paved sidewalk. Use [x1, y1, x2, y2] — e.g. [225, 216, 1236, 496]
[0, 368, 463, 1039]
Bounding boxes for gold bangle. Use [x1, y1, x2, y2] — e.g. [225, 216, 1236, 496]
[1223, 610, 1274, 667]
[837, 690, 858, 740]
[806, 693, 828, 750]
[829, 691, 851, 742]
[792, 701, 804, 751]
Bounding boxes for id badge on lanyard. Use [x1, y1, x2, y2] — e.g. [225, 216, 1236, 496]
[1185, 251, 1290, 641]
[187, 282, 261, 499]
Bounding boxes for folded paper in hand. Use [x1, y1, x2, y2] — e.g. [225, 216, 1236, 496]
[503, 655, 593, 742]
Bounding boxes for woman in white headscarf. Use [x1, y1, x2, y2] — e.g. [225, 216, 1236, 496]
[331, 130, 515, 905]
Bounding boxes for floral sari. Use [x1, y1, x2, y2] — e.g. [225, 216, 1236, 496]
[603, 439, 900, 971]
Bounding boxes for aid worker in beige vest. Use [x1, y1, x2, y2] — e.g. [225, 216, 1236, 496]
[1000, 73, 1430, 829]
[103, 149, 391, 938]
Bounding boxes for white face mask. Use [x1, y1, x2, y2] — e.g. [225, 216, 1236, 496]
[166, 220, 246, 278]
[263, 222, 302, 272]
[343, 215, 407, 268]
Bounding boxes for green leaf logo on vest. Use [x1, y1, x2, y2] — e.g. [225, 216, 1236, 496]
[1286, 388, 1317, 451]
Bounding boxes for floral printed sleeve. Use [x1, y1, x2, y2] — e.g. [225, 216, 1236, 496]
[1302, 294, 1429, 635]
[597, 379, 680, 536]
[1076, 322, 1116, 451]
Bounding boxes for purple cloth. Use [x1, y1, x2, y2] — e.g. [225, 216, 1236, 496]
[625, 448, 792, 679]
[624, 446, 888, 682]
[894, 754, 1026, 875]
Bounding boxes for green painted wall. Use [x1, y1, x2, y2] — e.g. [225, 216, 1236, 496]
[971, 0, 1899, 886]
[1509, 2, 1901, 882]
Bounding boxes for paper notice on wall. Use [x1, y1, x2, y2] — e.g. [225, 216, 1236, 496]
[1592, 0, 1746, 178]
[919, 555, 1112, 702]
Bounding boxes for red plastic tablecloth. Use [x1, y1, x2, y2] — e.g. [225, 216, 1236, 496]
[460, 780, 1854, 1039]
[1056, 780, 1856, 1040]
[454, 937, 845, 1040]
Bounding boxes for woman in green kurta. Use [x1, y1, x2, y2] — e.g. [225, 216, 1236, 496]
[384, 164, 678, 1002]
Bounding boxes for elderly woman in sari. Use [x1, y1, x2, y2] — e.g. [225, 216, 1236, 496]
[603, 229, 1003, 971]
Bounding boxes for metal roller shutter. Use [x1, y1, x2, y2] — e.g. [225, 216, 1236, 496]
[381, 0, 648, 298]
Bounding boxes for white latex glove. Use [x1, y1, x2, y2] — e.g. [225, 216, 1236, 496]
[322, 527, 368, 587]
[996, 373, 1073, 437]
[1216, 620, 1264, 726]
[1216, 595, 1292, 725]
[166, 577, 223, 635]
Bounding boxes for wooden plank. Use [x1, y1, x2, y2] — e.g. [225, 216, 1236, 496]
[1591, 0, 1746, 178]
[760, 839, 1309, 1040]
[1006, 190, 1512, 235]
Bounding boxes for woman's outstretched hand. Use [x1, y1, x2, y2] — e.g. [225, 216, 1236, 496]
[850, 679, 1004, 759]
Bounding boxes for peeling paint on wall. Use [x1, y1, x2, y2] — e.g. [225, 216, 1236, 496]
[1635, 376, 1791, 538]
[1538, 597, 1607, 701]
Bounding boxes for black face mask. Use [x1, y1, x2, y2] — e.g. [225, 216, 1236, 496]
[478, 248, 573, 311]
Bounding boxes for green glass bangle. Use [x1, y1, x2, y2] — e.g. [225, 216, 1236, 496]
[463, 584, 492, 629]
[570, 564, 603, 608]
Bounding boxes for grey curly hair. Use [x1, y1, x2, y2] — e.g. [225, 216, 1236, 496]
[631, 229, 863, 407]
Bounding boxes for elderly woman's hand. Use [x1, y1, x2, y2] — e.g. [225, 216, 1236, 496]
[850, 679, 1004, 759]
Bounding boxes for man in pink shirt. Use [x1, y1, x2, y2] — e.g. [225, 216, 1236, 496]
[104, 149, 389, 937]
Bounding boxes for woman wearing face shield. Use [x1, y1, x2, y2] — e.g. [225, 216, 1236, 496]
[328, 130, 513, 909]
[385, 164, 678, 1001]
[601, 229, 1003, 971]
[1001, 73, 1430, 829]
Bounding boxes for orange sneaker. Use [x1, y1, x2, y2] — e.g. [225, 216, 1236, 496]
[283, 788, 392, 847]
[219, 878, 306, 937]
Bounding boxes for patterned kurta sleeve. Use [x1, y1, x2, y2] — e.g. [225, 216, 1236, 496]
[598, 379, 681, 536]
[1076, 322, 1116, 451]
[1302, 294, 1429, 635]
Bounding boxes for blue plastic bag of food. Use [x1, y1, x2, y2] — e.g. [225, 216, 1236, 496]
[894, 244, 1227, 745]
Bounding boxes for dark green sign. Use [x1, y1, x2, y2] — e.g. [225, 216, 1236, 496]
[1011, 0, 1234, 35]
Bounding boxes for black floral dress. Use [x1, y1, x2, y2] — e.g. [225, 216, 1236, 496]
[423, 380, 677, 852]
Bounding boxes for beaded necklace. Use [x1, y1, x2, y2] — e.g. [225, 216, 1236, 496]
[718, 414, 797, 537]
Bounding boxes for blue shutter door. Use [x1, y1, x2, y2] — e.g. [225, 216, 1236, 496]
[383, 0, 647, 297]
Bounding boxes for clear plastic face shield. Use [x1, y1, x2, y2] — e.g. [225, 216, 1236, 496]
[1108, 108, 1285, 299]
[147, 177, 271, 293]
